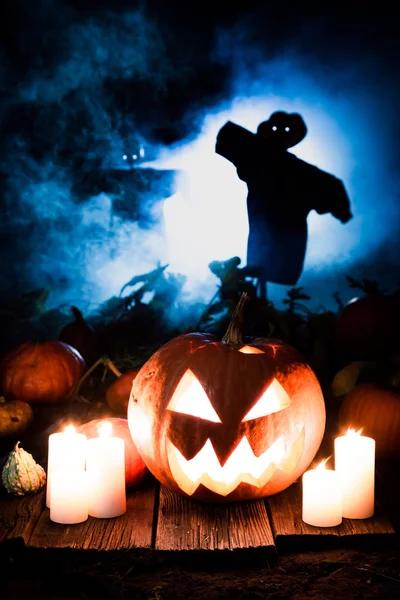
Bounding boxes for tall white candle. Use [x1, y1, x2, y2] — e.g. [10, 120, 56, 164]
[302, 458, 342, 527]
[86, 421, 126, 518]
[46, 424, 87, 508]
[335, 428, 375, 519]
[50, 470, 88, 524]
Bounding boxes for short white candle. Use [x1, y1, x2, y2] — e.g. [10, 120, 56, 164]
[50, 470, 88, 524]
[335, 428, 375, 519]
[86, 421, 126, 518]
[302, 458, 343, 527]
[46, 424, 87, 507]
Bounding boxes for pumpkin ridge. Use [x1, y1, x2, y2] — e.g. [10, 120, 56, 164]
[3, 342, 31, 364]
[4, 455, 13, 491]
[55, 346, 73, 393]
[18, 442, 34, 492]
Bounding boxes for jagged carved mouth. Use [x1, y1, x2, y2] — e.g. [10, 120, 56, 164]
[167, 427, 305, 496]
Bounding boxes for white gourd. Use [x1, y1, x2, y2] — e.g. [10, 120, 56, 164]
[1, 441, 46, 496]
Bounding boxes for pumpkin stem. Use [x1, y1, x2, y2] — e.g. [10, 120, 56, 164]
[103, 358, 122, 379]
[222, 292, 249, 346]
[14, 441, 21, 452]
[71, 306, 85, 323]
[72, 356, 122, 399]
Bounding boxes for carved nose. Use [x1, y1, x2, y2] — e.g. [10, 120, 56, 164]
[210, 428, 245, 467]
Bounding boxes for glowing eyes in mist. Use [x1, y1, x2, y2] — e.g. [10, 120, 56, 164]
[167, 370, 291, 423]
[271, 126, 291, 133]
[122, 147, 145, 162]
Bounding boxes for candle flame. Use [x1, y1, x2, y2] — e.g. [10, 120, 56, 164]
[64, 424, 76, 434]
[315, 456, 331, 471]
[346, 427, 363, 437]
[98, 420, 112, 438]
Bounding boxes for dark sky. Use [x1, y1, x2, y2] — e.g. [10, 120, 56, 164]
[1, 1, 399, 144]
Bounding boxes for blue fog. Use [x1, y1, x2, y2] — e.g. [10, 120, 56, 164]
[1, 7, 399, 318]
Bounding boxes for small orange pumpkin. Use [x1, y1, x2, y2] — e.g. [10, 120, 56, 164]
[76, 417, 147, 488]
[338, 383, 400, 457]
[0, 341, 85, 404]
[0, 398, 33, 437]
[335, 295, 396, 360]
[106, 370, 139, 415]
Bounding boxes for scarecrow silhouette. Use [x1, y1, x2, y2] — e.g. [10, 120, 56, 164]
[216, 111, 352, 296]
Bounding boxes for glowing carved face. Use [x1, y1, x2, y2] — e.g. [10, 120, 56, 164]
[166, 363, 304, 496]
[128, 333, 326, 502]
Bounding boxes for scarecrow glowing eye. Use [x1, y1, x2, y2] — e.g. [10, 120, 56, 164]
[242, 379, 291, 421]
[167, 369, 222, 423]
[285, 126, 290, 132]
[272, 125, 278, 131]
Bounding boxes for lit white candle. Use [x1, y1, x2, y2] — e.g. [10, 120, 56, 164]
[335, 428, 375, 519]
[50, 470, 88, 524]
[86, 421, 126, 518]
[302, 458, 343, 527]
[46, 424, 87, 508]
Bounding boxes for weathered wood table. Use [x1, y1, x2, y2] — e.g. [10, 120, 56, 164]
[0, 478, 395, 557]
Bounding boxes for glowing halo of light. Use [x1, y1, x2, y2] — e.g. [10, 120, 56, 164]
[161, 97, 354, 282]
[154, 85, 396, 310]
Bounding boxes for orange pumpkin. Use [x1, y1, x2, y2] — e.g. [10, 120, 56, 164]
[338, 383, 400, 456]
[106, 370, 139, 415]
[0, 341, 85, 404]
[335, 295, 396, 360]
[76, 417, 147, 488]
[128, 298, 325, 502]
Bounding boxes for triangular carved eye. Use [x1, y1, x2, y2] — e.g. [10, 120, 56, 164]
[167, 369, 222, 423]
[242, 379, 291, 421]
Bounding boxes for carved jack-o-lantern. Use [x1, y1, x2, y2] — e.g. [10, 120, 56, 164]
[128, 297, 325, 501]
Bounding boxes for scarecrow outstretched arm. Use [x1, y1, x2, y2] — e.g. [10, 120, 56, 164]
[315, 175, 352, 223]
[216, 121, 258, 168]
[302, 161, 353, 223]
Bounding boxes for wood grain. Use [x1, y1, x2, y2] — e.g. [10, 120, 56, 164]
[267, 482, 396, 541]
[0, 488, 45, 545]
[156, 486, 275, 551]
[1, 479, 395, 554]
[28, 483, 157, 550]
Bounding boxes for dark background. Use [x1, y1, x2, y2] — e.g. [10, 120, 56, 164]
[0, 0, 399, 323]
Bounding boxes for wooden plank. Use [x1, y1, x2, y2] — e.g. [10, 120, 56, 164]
[28, 482, 157, 550]
[156, 486, 275, 552]
[267, 482, 396, 542]
[337, 514, 396, 537]
[0, 488, 45, 546]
